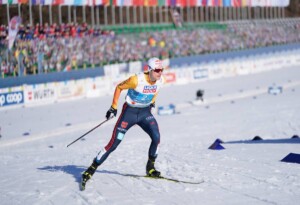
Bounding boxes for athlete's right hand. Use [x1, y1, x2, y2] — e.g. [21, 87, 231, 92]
[106, 106, 117, 119]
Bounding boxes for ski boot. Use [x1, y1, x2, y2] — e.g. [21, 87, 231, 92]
[81, 159, 99, 191]
[146, 157, 161, 178]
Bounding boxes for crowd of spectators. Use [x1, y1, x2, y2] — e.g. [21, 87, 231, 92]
[0, 19, 300, 77]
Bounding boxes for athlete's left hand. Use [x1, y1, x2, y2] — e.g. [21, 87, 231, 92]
[106, 106, 117, 119]
[150, 103, 155, 109]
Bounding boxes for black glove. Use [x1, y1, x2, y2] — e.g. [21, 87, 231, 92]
[106, 106, 117, 119]
[150, 102, 155, 109]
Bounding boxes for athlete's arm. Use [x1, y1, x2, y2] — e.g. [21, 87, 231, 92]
[111, 75, 138, 109]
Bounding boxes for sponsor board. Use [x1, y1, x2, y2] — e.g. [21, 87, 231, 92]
[0, 91, 24, 107]
[208, 62, 223, 79]
[193, 68, 208, 80]
[175, 69, 193, 85]
[56, 79, 86, 101]
[163, 72, 176, 84]
[24, 84, 56, 105]
[157, 104, 176, 116]
[86, 77, 111, 98]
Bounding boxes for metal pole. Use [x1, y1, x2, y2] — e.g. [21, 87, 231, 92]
[68, 6, 71, 23]
[270, 7, 273, 19]
[233, 7, 236, 20]
[195, 6, 199, 22]
[159, 6, 162, 23]
[248, 6, 251, 19]
[91, 6, 95, 27]
[18, 4, 21, 18]
[220, 7, 223, 22]
[180, 7, 184, 23]
[140, 6, 143, 24]
[205, 7, 208, 22]
[59, 5, 62, 25]
[29, 0, 33, 25]
[73, 6, 76, 24]
[120, 6, 123, 25]
[49, 5, 53, 25]
[39, 4, 43, 25]
[125, 6, 129, 24]
[96, 6, 100, 27]
[112, 6, 115, 25]
[6, 4, 10, 29]
[83, 6, 86, 23]
[166, 6, 169, 23]
[133, 6, 137, 24]
[104, 6, 107, 25]
[153, 6, 156, 24]
[146, 6, 150, 24]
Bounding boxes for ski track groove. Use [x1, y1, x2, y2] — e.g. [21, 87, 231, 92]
[209, 180, 278, 205]
[103, 174, 152, 204]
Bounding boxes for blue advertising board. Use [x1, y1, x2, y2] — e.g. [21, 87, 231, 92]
[0, 91, 24, 107]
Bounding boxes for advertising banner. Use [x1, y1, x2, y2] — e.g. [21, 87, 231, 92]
[193, 68, 209, 80]
[163, 71, 177, 84]
[56, 79, 86, 101]
[86, 77, 111, 98]
[0, 91, 24, 107]
[24, 83, 56, 106]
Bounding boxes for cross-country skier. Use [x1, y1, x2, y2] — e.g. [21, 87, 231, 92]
[81, 57, 165, 190]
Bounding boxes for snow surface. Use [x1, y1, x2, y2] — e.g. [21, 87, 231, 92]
[0, 66, 300, 205]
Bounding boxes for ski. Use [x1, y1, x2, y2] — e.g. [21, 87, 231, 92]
[124, 174, 204, 185]
[80, 177, 87, 191]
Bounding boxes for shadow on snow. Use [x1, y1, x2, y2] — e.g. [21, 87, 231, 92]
[37, 165, 133, 183]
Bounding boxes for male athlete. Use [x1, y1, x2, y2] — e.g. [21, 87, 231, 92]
[81, 57, 165, 190]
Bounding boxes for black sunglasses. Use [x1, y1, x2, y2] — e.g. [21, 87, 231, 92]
[153, 68, 164, 73]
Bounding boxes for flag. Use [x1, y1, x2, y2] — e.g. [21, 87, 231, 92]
[149, 0, 158, 6]
[52, 0, 64, 4]
[32, 0, 45, 4]
[2, 0, 18, 4]
[74, 0, 82, 5]
[252, 0, 265, 7]
[158, 0, 166, 6]
[223, 0, 230, 6]
[8, 16, 22, 50]
[231, 0, 241, 7]
[144, 0, 158, 6]
[176, 0, 186, 7]
[196, 0, 202, 6]
[102, 0, 109, 5]
[63, 0, 73, 5]
[167, 0, 176, 6]
[207, 0, 218, 6]
[241, 0, 250, 7]
[280, 0, 290, 7]
[115, 0, 123, 5]
[189, 0, 197, 6]
[123, 0, 132, 6]
[132, 0, 143, 5]
[18, 0, 28, 3]
[44, 0, 53, 5]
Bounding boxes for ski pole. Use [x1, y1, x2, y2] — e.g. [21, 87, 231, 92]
[67, 116, 114, 148]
